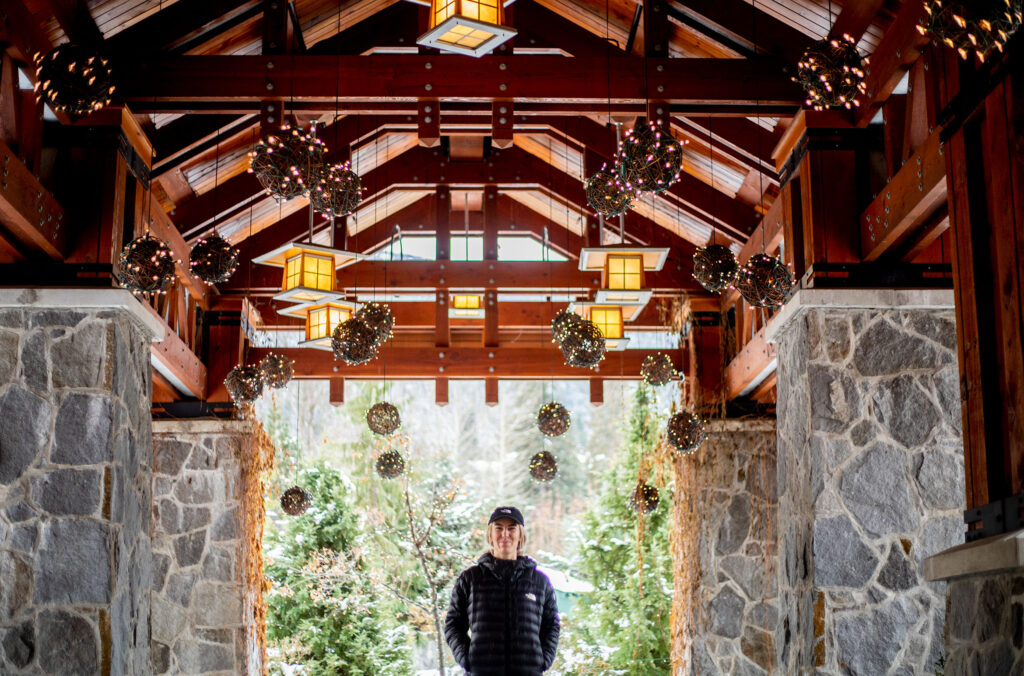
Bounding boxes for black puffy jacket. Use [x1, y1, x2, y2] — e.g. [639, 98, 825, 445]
[444, 553, 560, 675]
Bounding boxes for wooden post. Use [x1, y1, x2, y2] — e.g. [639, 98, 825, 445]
[418, 98, 441, 148]
[436, 377, 449, 406]
[329, 377, 345, 406]
[435, 290, 450, 348]
[484, 289, 498, 347]
[485, 377, 499, 406]
[483, 185, 499, 260]
[590, 378, 603, 406]
[435, 188, 450, 260]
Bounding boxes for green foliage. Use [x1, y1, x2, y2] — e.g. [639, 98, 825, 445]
[556, 384, 674, 675]
[264, 461, 414, 676]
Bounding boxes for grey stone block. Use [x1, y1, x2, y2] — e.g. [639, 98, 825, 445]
[741, 625, 773, 671]
[2, 620, 34, 669]
[50, 322, 110, 389]
[834, 597, 915, 676]
[34, 519, 111, 604]
[877, 544, 916, 591]
[37, 610, 98, 674]
[808, 364, 859, 434]
[166, 570, 197, 607]
[52, 392, 113, 465]
[31, 468, 101, 516]
[186, 442, 220, 470]
[0, 329, 19, 384]
[174, 530, 207, 567]
[905, 313, 956, 351]
[173, 472, 228, 505]
[978, 638, 1014, 676]
[839, 442, 919, 537]
[914, 451, 965, 510]
[211, 507, 240, 541]
[5, 500, 36, 522]
[0, 551, 31, 619]
[173, 639, 233, 673]
[977, 577, 1008, 644]
[152, 641, 171, 674]
[28, 309, 86, 329]
[717, 494, 751, 555]
[853, 319, 939, 376]
[154, 439, 192, 476]
[192, 581, 242, 626]
[708, 586, 745, 638]
[813, 514, 879, 588]
[19, 330, 49, 392]
[0, 385, 51, 482]
[870, 375, 941, 448]
[10, 523, 37, 553]
[201, 546, 234, 582]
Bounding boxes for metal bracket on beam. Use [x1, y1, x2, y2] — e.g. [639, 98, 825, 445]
[965, 494, 1024, 542]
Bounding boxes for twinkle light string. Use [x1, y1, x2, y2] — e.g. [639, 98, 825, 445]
[918, 0, 1023, 63]
[791, 0, 868, 111]
[117, 147, 176, 297]
[692, 118, 739, 293]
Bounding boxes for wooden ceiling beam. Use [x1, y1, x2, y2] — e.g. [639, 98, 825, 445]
[673, 115, 782, 180]
[669, 0, 812, 64]
[34, 0, 103, 45]
[0, 139, 68, 259]
[308, 1, 420, 55]
[830, 0, 887, 45]
[117, 54, 803, 108]
[512, 0, 621, 58]
[151, 114, 257, 178]
[103, 0, 259, 56]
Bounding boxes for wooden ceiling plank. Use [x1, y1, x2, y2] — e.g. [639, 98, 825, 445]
[829, 0, 886, 45]
[104, 0, 258, 55]
[512, 0, 620, 58]
[670, 0, 812, 64]
[307, 1, 420, 54]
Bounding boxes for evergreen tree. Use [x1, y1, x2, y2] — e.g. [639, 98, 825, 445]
[557, 384, 674, 675]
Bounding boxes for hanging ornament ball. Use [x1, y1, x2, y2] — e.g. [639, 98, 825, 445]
[356, 302, 395, 347]
[560, 319, 606, 369]
[692, 243, 739, 293]
[585, 167, 634, 217]
[310, 161, 362, 217]
[616, 121, 686, 195]
[189, 233, 239, 285]
[331, 318, 379, 365]
[918, 1, 1023, 63]
[641, 353, 676, 386]
[666, 410, 707, 455]
[735, 253, 794, 309]
[248, 124, 327, 201]
[376, 449, 406, 479]
[224, 364, 263, 406]
[537, 402, 571, 437]
[259, 353, 293, 390]
[529, 450, 559, 483]
[792, 34, 868, 111]
[117, 234, 176, 296]
[551, 308, 582, 345]
[628, 481, 660, 515]
[33, 43, 115, 116]
[366, 401, 401, 436]
[280, 486, 312, 516]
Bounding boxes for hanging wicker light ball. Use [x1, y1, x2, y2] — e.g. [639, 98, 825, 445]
[189, 233, 239, 285]
[560, 319, 606, 369]
[33, 43, 115, 116]
[310, 161, 362, 217]
[259, 353, 294, 390]
[666, 410, 707, 455]
[792, 34, 868, 110]
[585, 166, 634, 217]
[735, 253, 794, 309]
[918, 1, 1023, 63]
[355, 302, 395, 347]
[537, 402, 571, 437]
[551, 308, 582, 345]
[331, 318, 379, 365]
[117, 234, 176, 296]
[529, 450, 558, 483]
[366, 401, 401, 436]
[641, 353, 676, 386]
[376, 449, 406, 479]
[280, 486, 312, 516]
[692, 244, 739, 293]
[224, 364, 263, 405]
[628, 481, 660, 514]
[248, 124, 327, 201]
[615, 121, 685, 195]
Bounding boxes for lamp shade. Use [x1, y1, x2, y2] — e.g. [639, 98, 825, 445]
[417, 0, 517, 57]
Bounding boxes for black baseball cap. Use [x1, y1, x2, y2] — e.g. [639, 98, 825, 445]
[488, 506, 525, 527]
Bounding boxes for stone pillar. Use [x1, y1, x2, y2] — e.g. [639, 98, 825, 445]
[767, 289, 965, 675]
[150, 420, 261, 675]
[672, 420, 778, 675]
[0, 289, 161, 674]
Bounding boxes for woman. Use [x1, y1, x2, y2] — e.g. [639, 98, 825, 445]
[444, 506, 560, 675]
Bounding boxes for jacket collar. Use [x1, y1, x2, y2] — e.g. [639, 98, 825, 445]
[478, 552, 535, 577]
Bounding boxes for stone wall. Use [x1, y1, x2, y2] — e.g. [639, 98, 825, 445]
[942, 569, 1024, 674]
[151, 420, 257, 675]
[0, 297, 156, 674]
[674, 420, 778, 676]
[771, 291, 965, 675]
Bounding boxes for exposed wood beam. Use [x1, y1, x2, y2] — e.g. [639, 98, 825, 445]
[35, 0, 103, 45]
[513, 0, 620, 58]
[854, 0, 930, 127]
[152, 114, 256, 177]
[309, 2, 423, 54]
[249, 345, 682, 379]
[670, 0, 812, 64]
[673, 116, 782, 180]
[103, 0, 258, 56]
[118, 54, 804, 110]
[830, 0, 886, 45]
[0, 139, 68, 259]
[144, 302, 208, 399]
[723, 324, 775, 399]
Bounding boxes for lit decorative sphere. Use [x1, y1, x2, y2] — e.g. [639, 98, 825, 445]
[259, 353, 293, 389]
[792, 34, 868, 110]
[376, 450, 406, 479]
[616, 121, 685, 194]
[224, 364, 263, 405]
[693, 244, 739, 293]
[310, 161, 362, 217]
[628, 482, 660, 514]
[666, 410, 707, 455]
[641, 353, 676, 386]
[189, 234, 239, 285]
[117, 234, 176, 296]
[529, 451, 558, 483]
[551, 308, 582, 344]
[585, 167, 634, 217]
[367, 401, 401, 436]
[355, 302, 395, 347]
[560, 319, 606, 369]
[280, 486, 311, 516]
[919, 1, 1022, 62]
[735, 253, 794, 309]
[248, 124, 327, 201]
[537, 402, 571, 437]
[331, 318, 379, 365]
[33, 44, 115, 116]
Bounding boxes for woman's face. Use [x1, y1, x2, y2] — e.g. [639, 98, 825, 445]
[490, 518, 521, 560]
